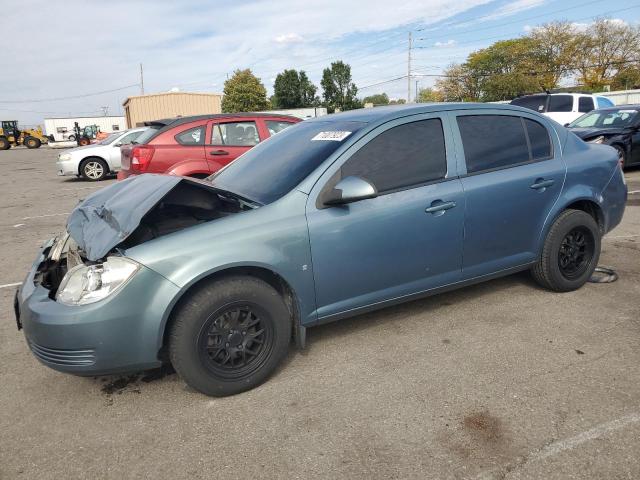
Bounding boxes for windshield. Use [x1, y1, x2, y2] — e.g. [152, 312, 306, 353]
[569, 109, 638, 128]
[208, 119, 366, 204]
[98, 133, 120, 145]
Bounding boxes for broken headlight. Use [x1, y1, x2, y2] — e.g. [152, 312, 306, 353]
[56, 256, 139, 306]
[587, 135, 605, 144]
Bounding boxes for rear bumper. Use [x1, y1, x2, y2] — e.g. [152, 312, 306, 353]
[601, 165, 627, 233]
[16, 243, 180, 376]
[117, 169, 138, 180]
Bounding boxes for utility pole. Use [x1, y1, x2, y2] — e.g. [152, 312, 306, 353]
[140, 63, 145, 95]
[100, 106, 109, 116]
[407, 32, 412, 103]
[415, 80, 419, 102]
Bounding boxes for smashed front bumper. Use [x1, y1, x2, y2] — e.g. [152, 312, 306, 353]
[16, 238, 181, 376]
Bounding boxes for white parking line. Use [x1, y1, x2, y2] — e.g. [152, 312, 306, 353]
[628, 190, 640, 194]
[21, 212, 69, 220]
[604, 234, 640, 240]
[0, 282, 21, 289]
[533, 412, 640, 460]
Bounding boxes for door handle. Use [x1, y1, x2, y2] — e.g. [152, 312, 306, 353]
[530, 178, 555, 190]
[425, 200, 456, 214]
[209, 150, 229, 156]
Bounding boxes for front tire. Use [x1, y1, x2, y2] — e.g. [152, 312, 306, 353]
[169, 276, 291, 396]
[24, 136, 41, 149]
[80, 158, 108, 181]
[0, 136, 10, 150]
[532, 209, 600, 292]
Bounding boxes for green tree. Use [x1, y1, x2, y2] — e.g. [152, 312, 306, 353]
[465, 38, 544, 101]
[389, 98, 406, 104]
[272, 69, 319, 108]
[527, 21, 581, 89]
[574, 19, 640, 90]
[362, 93, 389, 105]
[221, 69, 269, 113]
[321, 61, 361, 112]
[435, 63, 481, 101]
[416, 88, 444, 103]
[612, 65, 640, 90]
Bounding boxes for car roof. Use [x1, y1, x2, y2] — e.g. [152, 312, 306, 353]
[304, 103, 537, 125]
[145, 112, 299, 129]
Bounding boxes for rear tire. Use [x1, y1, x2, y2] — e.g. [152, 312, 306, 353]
[531, 209, 600, 292]
[169, 276, 291, 396]
[0, 136, 9, 150]
[78, 137, 90, 146]
[80, 158, 108, 181]
[24, 136, 41, 149]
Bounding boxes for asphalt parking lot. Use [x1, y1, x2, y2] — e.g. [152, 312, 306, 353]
[1, 146, 639, 480]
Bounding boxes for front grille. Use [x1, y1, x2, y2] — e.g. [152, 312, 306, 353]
[28, 342, 95, 366]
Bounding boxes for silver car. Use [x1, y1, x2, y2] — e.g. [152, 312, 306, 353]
[56, 127, 148, 181]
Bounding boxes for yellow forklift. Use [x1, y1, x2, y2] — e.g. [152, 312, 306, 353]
[0, 120, 49, 150]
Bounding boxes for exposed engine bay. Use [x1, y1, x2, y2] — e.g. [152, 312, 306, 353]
[35, 179, 252, 295]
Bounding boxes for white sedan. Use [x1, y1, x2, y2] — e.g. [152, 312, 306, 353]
[56, 127, 148, 181]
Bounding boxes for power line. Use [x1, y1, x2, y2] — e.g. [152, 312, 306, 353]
[0, 83, 140, 104]
[416, 0, 602, 42]
[414, 4, 640, 50]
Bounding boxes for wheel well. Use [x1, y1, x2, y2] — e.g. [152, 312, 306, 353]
[565, 200, 604, 233]
[78, 156, 109, 175]
[158, 266, 299, 362]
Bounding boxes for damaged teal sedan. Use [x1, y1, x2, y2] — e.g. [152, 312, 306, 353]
[15, 104, 627, 396]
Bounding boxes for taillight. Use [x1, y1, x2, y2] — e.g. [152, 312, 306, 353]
[130, 145, 155, 172]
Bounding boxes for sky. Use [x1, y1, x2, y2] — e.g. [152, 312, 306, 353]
[2, 0, 639, 126]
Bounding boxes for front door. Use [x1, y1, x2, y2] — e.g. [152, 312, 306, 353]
[451, 111, 566, 279]
[306, 115, 465, 320]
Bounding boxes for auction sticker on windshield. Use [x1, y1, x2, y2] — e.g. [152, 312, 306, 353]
[311, 131, 352, 141]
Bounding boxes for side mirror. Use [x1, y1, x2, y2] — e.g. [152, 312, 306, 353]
[323, 176, 378, 206]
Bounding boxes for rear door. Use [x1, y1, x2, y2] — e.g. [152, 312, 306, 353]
[148, 123, 207, 174]
[546, 95, 577, 125]
[205, 119, 262, 173]
[450, 111, 566, 279]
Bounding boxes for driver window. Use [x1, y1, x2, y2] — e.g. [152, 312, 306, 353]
[341, 119, 447, 194]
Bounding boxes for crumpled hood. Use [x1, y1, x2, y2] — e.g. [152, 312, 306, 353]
[570, 127, 627, 140]
[67, 174, 182, 261]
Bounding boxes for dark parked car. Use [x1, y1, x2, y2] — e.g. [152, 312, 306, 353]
[568, 105, 640, 168]
[16, 104, 627, 396]
[118, 113, 300, 179]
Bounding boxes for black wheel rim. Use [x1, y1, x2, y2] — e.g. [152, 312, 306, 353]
[558, 226, 595, 280]
[197, 302, 274, 379]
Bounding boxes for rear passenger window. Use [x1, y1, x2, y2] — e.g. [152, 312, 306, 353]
[524, 119, 552, 159]
[175, 126, 205, 145]
[578, 97, 594, 113]
[548, 95, 573, 112]
[457, 116, 529, 174]
[341, 119, 446, 193]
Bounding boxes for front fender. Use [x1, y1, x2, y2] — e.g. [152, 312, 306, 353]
[123, 190, 318, 333]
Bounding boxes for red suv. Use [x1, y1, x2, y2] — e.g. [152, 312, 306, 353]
[118, 113, 300, 179]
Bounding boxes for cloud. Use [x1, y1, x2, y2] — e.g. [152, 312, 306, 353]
[434, 39, 457, 47]
[480, 0, 547, 22]
[274, 33, 304, 44]
[0, 0, 495, 124]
